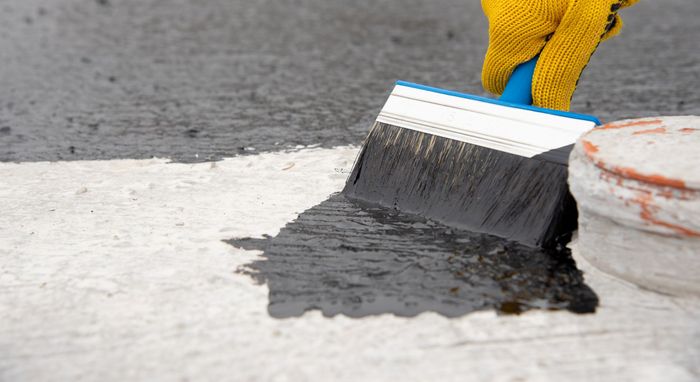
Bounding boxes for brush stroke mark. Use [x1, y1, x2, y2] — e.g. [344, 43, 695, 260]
[226, 235, 272, 252]
[232, 194, 597, 318]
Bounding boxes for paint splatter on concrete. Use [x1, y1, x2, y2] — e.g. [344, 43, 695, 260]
[230, 194, 597, 318]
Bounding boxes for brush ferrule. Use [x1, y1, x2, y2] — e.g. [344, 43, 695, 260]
[379, 83, 597, 162]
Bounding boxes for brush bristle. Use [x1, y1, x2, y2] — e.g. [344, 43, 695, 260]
[343, 122, 578, 248]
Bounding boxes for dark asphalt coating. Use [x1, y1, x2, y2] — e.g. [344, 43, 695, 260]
[1, 0, 698, 162]
[230, 194, 597, 318]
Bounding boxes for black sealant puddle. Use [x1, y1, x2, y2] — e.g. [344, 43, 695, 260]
[230, 194, 598, 318]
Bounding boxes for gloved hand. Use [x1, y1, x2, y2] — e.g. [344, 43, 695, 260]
[481, 0, 638, 111]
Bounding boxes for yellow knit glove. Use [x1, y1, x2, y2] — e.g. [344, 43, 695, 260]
[481, 0, 638, 111]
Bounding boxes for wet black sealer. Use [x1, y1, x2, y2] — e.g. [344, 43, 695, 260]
[232, 194, 597, 318]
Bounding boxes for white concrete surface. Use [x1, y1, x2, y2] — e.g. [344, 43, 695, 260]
[570, 116, 700, 296]
[1, 147, 699, 381]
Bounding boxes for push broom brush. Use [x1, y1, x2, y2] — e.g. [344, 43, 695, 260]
[343, 57, 600, 248]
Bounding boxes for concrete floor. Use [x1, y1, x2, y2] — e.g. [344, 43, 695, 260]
[1, 0, 698, 162]
[1, 150, 699, 381]
[1, 0, 700, 380]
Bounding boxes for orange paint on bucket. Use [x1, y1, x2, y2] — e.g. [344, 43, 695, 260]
[612, 165, 687, 189]
[632, 192, 700, 238]
[582, 140, 599, 154]
[599, 119, 663, 130]
[632, 127, 666, 135]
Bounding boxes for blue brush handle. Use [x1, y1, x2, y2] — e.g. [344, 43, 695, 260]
[499, 56, 539, 105]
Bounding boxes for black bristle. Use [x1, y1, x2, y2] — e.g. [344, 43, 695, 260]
[343, 122, 578, 248]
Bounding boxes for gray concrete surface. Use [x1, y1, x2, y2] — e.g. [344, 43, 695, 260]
[1, 0, 698, 162]
[2, 151, 699, 381]
[2, 1, 700, 380]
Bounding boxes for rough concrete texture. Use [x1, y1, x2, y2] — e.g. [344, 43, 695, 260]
[2, 148, 699, 381]
[2, 0, 700, 380]
[570, 116, 700, 296]
[0, 0, 698, 162]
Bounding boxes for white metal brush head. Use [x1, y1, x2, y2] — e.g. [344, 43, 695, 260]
[377, 81, 600, 164]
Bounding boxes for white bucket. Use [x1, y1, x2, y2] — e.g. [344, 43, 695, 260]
[569, 116, 700, 296]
